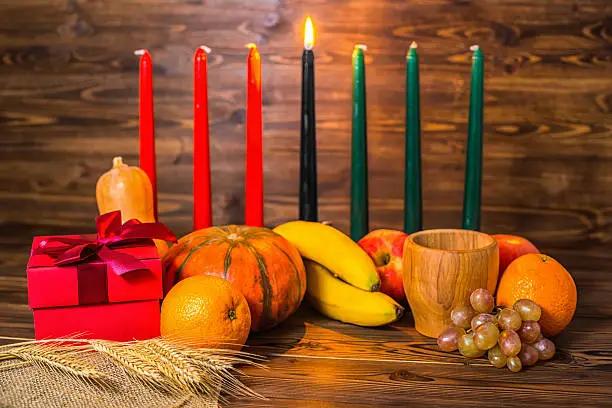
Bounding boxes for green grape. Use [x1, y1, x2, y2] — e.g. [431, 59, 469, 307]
[497, 308, 522, 331]
[518, 343, 539, 367]
[470, 288, 494, 313]
[533, 338, 556, 360]
[513, 299, 542, 322]
[458, 333, 485, 358]
[471, 313, 497, 331]
[488, 345, 507, 368]
[517, 320, 541, 343]
[437, 326, 466, 352]
[474, 322, 500, 350]
[507, 356, 522, 372]
[451, 305, 476, 329]
[498, 330, 521, 357]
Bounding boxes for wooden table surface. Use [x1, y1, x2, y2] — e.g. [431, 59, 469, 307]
[1, 239, 609, 407]
[1, 0, 611, 405]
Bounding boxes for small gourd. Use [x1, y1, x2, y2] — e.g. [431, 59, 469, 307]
[96, 156, 168, 257]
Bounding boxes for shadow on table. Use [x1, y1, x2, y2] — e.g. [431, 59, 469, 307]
[246, 302, 425, 355]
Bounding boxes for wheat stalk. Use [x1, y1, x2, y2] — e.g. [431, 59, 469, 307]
[90, 341, 167, 386]
[9, 344, 106, 383]
[172, 345, 266, 400]
[136, 339, 265, 402]
[139, 339, 207, 394]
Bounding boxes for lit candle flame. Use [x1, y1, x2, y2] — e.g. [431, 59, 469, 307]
[304, 16, 315, 50]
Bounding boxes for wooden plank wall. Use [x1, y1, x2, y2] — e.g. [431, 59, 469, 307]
[1, 0, 611, 253]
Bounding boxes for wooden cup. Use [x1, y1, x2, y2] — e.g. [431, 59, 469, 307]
[402, 229, 499, 338]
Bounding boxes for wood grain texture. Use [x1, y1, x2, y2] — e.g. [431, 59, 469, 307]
[404, 229, 498, 337]
[0, 0, 611, 406]
[0, 0, 611, 237]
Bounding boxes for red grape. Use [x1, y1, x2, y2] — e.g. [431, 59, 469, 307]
[437, 327, 466, 352]
[518, 343, 539, 367]
[471, 313, 496, 331]
[513, 299, 542, 322]
[533, 338, 556, 361]
[451, 305, 476, 329]
[498, 330, 521, 357]
[517, 320, 541, 343]
[497, 308, 522, 331]
[470, 288, 494, 313]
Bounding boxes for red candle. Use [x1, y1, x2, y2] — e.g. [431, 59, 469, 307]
[245, 43, 263, 227]
[193, 46, 212, 230]
[135, 49, 158, 221]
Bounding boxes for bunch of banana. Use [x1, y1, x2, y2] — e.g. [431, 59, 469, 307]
[273, 221, 404, 327]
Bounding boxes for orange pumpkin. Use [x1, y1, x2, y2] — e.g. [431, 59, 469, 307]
[96, 156, 168, 257]
[163, 225, 306, 332]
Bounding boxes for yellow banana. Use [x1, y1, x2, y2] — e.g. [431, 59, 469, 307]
[305, 261, 404, 327]
[273, 221, 380, 291]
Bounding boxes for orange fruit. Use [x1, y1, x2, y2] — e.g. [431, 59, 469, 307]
[160, 275, 251, 350]
[497, 254, 577, 337]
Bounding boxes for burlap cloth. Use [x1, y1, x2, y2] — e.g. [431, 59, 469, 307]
[0, 353, 219, 408]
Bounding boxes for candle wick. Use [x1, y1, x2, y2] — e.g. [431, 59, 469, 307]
[354, 44, 368, 51]
[199, 45, 212, 54]
[134, 49, 148, 56]
[470, 45, 480, 52]
[410, 41, 418, 49]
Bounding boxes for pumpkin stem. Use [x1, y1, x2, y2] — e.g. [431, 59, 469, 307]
[112, 156, 125, 168]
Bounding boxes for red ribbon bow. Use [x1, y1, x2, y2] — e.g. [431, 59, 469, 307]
[35, 211, 177, 276]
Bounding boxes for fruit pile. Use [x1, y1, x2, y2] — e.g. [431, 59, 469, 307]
[437, 288, 556, 372]
[96, 145, 579, 362]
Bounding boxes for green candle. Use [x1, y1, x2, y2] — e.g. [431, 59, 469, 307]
[404, 42, 422, 234]
[351, 45, 368, 241]
[462, 45, 484, 230]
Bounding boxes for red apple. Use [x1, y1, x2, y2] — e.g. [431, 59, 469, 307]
[492, 234, 539, 283]
[358, 229, 408, 304]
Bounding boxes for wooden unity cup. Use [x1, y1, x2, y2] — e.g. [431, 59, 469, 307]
[402, 229, 499, 338]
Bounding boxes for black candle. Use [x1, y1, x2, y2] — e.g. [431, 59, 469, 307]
[299, 16, 318, 221]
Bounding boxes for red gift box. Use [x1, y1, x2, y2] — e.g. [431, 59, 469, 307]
[26, 211, 176, 341]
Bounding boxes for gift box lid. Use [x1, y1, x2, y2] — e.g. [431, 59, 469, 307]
[28, 235, 160, 269]
[27, 234, 163, 310]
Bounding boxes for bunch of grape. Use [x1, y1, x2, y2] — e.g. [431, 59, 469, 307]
[437, 288, 556, 372]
